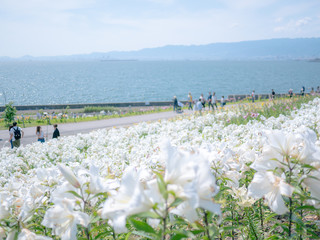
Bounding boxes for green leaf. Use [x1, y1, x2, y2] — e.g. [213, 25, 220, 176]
[125, 232, 132, 240]
[131, 230, 157, 240]
[90, 192, 109, 200]
[133, 211, 160, 219]
[200, 237, 209, 240]
[294, 205, 317, 212]
[170, 233, 188, 240]
[307, 228, 320, 239]
[90, 214, 101, 224]
[265, 213, 278, 222]
[223, 226, 240, 231]
[301, 164, 318, 171]
[281, 225, 289, 234]
[154, 172, 168, 200]
[169, 198, 184, 208]
[66, 190, 82, 199]
[292, 214, 304, 226]
[130, 219, 156, 234]
[191, 229, 205, 235]
[94, 231, 112, 239]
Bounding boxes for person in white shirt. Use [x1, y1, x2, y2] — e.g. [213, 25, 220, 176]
[193, 99, 203, 115]
[251, 90, 255, 103]
[220, 96, 226, 107]
[196, 99, 203, 115]
[212, 92, 217, 110]
[9, 122, 24, 148]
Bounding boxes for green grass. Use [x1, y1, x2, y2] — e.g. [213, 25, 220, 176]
[224, 95, 316, 126]
[0, 106, 172, 130]
[82, 106, 118, 113]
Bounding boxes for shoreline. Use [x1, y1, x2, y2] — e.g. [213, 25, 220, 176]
[0, 92, 309, 112]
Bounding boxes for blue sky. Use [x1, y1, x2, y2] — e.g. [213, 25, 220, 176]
[1, 0, 319, 57]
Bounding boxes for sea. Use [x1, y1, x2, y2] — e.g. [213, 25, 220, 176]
[0, 60, 319, 106]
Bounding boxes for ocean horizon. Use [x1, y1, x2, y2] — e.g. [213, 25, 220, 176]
[1, 60, 320, 106]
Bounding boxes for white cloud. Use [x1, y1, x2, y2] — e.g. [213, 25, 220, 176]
[274, 17, 312, 33]
[230, 23, 240, 29]
[274, 26, 285, 33]
[219, 0, 278, 10]
[295, 17, 311, 26]
[1, 0, 93, 11]
[145, 0, 175, 4]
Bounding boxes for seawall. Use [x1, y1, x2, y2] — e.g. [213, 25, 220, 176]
[0, 101, 185, 111]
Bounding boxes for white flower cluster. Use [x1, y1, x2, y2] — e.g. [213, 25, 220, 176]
[0, 98, 320, 239]
[248, 129, 320, 214]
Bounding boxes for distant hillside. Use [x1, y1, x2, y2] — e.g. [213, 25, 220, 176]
[2, 38, 320, 61]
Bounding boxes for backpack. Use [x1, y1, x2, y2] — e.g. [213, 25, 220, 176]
[13, 127, 21, 140]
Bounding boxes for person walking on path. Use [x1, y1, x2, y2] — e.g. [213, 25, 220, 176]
[200, 94, 206, 109]
[53, 124, 60, 139]
[188, 92, 193, 110]
[9, 125, 13, 149]
[9, 122, 24, 148]
[251, 90, 255, 103]
[173, 96, 178, 112]
[221, 96, 226, 108]
[194, 99, 203, 115]
[207, 92, 213, 110]
[301, 86, 305, 96]
[212, 92, 217, 110]
[36, 126, 45, 143]
[310, 87, 315, 95]
[271, 89, 275, 100]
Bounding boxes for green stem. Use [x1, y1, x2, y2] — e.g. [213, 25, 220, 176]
[289, 197, 293, 237]
[287, 160, 293, 238]
[80, 187, 91, 240]
[231, 208, 235, 240]
[246, 208, 258, 240]
[84, 227, 90, 240]
[112, 228, 116, 240]
[203, 210, 211, 240]
[299, 199, 303, 240]
[162, 200, 168, 240]
[259, 199, 264, 231]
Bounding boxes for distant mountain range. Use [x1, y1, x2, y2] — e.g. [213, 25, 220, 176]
[1, 38, 320, 61]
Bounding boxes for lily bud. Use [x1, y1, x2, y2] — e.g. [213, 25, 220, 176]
[58, 164, 81, 188]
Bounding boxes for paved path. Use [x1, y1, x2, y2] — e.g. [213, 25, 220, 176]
[0, 110, 192, 148]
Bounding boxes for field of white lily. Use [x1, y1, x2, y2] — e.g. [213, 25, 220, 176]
[0, 97, 320, 240]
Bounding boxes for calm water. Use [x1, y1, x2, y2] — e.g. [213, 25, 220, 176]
[0, 60, 319, 105]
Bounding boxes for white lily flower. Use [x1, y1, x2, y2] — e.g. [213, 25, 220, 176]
[302, 170, 320, 202]
[0, 193, 11, 220]
[229, 186, 256, 207]
[18, 229, 52, 240]
[162, 141, 195, 186]
[101, 167, 153, 233]
[248, 171, 294, 214]
[171, 153, 220, 222]
[42, 198, 90, 240]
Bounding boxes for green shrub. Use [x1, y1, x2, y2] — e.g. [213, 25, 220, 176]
[2, 102, 16, 126]
[82, 106, 118, 113]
